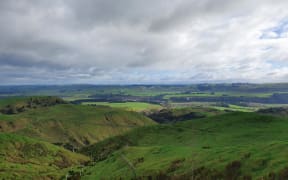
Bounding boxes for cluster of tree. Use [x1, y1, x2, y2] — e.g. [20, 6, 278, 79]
[0, 104, 25, 114]
[147, 109, 205, 123]
[72, 94, 164, 104]
[0, 96, 66, 115]
[258, 107, 288, 116]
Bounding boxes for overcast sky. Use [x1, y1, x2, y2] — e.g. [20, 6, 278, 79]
[0, 0, 288, 84]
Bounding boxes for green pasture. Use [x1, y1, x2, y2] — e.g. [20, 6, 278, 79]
[82, 102, 162, 112]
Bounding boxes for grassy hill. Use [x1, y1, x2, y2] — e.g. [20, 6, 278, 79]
[0, 104, 155, 149]
[81, 112, 288, 179]
[0, 97, 156, 179]
[0, 133, 89, 179]
[3, 96, 288, 179]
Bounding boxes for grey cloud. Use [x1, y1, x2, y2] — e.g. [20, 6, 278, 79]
[0, 0, 287, 84]
[66, 0, 177, 28]
[148, 0, 247, 32]
[0, 53, 67, 70]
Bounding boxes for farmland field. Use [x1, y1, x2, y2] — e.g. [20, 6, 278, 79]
[82, 102, 162, 112]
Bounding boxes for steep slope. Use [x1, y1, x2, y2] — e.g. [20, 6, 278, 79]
[81, 112, 288, 179]
[0, 103, 156, 149]
[0, 97, 156, 179]
[0, 133, 89, 180]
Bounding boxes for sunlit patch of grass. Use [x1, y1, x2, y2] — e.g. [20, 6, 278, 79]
[82, 102, 162, 112]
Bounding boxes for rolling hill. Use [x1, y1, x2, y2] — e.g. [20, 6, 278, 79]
[81, 112, 288, 179]
[0, 97, 155, 149]
[2, 96, 288, 179]
[0, 97, 156, 179]
[0, 133, 89, 179]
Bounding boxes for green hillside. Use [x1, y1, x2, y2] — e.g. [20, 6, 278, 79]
[81, 112, 288, 179]
[0, 104, 155, 149]
[0, 97, 156, 179]
[0, 133, 89, 179]
[2, 96, 288, 179]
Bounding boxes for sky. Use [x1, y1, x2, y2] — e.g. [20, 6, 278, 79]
[0, 0, 288, 84]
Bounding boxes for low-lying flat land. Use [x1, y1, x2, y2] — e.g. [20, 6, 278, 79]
[82, 102, 162, 112]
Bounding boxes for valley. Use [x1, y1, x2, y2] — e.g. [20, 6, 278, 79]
[2, 1, 288, 179]
[0, 84, 288, 179]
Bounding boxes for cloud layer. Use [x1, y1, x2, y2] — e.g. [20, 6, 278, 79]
[0, 0, 288, 84]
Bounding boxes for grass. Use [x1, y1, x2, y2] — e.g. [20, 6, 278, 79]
[211, 104, 256, 112]
[0, 133, 89, 179]
[170, 102, 256, 112]
[82, 112, 288, 179]
[0, 98, 156, 148]
[82, 102, 162, 112]
[1, 94, 288, 179]
[0, 97, 29, 108]
[163, 92, 223, 99]
[170, 102, 288, 113]
[0, 97, 157, 179]
[163, 92, 273, 100]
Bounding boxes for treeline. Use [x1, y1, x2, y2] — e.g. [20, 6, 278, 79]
[0, 96, 66, 114]
[72, 94, 164, 104]
[147, 109, 206, 123]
